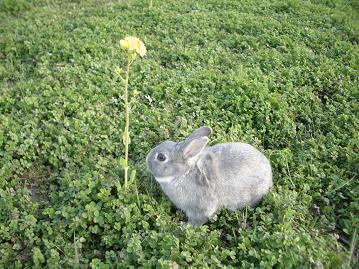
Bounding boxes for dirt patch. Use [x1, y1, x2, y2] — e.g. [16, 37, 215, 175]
[18, 166, 52, 202]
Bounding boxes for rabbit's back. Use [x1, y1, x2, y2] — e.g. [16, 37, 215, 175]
[200, 142, 272, 209]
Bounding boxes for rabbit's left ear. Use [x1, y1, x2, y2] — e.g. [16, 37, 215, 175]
[182, 137, 209, 159]
[187, 126, 212, 140]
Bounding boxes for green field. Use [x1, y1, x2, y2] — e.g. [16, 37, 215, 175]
[1, 0, 358, 268]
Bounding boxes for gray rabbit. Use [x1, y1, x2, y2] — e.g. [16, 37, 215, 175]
[146, 126, 273, 225]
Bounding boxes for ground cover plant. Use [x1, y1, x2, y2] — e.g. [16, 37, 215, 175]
[0, 0, 358, 268]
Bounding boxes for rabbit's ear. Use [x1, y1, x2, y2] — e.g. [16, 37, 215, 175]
[182, 137, 209, 159]
[187, 126, 212, 140]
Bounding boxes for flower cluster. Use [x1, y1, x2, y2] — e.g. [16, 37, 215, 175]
[120, 36, 146, 57]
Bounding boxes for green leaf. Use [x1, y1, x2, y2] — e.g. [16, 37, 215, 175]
[130, 169, 136, 183]
[119, 157, 126, 168]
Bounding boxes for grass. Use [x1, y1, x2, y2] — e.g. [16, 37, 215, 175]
[0, 0, 358, 268]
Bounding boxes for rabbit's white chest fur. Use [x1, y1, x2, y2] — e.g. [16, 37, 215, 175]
[159, 169, 219, 225]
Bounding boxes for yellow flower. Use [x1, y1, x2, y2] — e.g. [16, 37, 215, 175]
[120, 36, 146, 57]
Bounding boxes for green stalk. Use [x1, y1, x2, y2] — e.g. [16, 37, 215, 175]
[123, 55, 131, 188]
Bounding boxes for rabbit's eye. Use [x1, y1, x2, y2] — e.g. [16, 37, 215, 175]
[157, 153, 166, 162]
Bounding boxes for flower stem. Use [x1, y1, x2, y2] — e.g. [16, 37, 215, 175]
[123, 55, 131, 188]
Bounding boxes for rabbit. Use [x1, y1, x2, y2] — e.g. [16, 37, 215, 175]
[146, 126, 273, 226]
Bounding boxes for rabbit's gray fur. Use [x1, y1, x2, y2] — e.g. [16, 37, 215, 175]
[146, 126, 272, 225]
